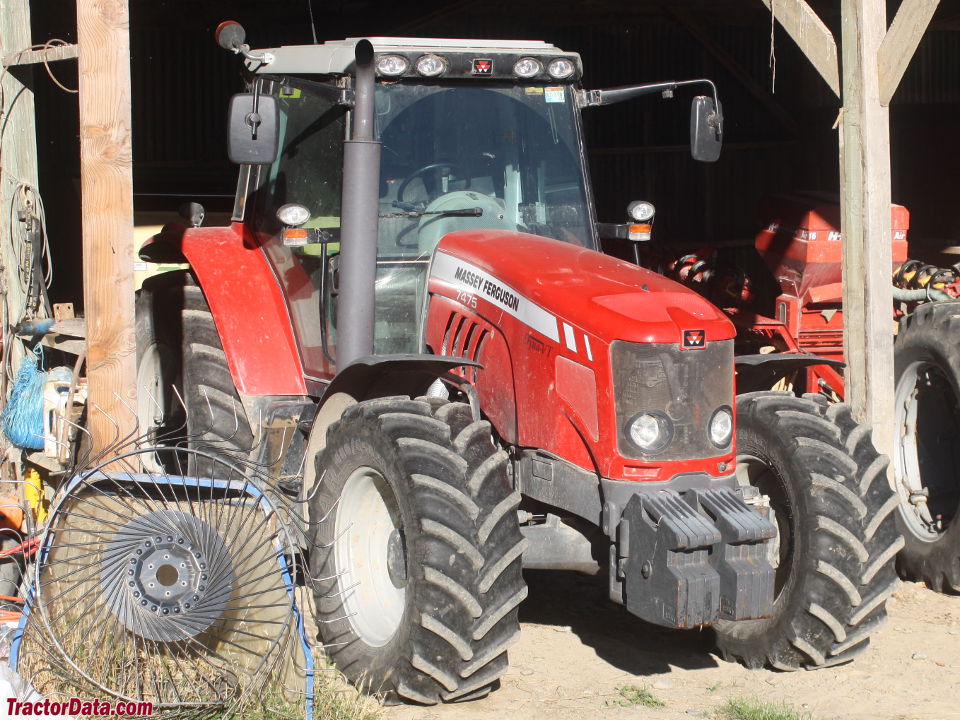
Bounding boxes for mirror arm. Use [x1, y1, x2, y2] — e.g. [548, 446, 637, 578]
[582, 78, 719, 109]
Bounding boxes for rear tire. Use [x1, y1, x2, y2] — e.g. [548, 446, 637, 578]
[135, 273, 252, 465]
[713, 392, 900, 669]
[310, 397, 526, 704]
[893, 301, 960, 591]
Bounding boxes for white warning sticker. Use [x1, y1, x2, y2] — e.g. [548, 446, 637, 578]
[545, 86, 565, 103]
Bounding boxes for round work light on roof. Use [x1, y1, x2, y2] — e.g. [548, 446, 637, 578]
[547, 57, 576, 79]
[376, 54, 409, 77]
[513, 57, 543, 79]
[415, 54, 447, 77]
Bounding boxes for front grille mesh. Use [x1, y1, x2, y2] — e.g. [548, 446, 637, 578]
[611, 339, 734, 461]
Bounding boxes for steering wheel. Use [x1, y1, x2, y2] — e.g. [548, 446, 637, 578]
[396, 162, 460, 205]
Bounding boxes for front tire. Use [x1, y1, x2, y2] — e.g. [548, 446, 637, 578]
[310, 397, 526, 704]
[713, 392, 901, 669]
[893, 301, 960, 591]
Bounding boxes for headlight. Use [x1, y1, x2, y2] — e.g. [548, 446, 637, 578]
[547, 57, 576, 79]
[276, 203, 310, 227]
[709, 406, 733, 447]
[416, 54, 446, 77]
[627, 411, 674, 454]
[376, 54, 409, 76]
[513, 57, 542, 78]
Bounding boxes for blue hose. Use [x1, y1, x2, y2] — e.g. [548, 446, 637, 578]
[2, 348, 47, 450]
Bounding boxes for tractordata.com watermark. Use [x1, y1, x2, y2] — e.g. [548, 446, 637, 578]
[6, 697, 154, 716]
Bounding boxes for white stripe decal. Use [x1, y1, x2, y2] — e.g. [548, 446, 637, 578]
[431, 251, 560, 342]
[562, 323, 577, 353]
[583, 334, 593, 361]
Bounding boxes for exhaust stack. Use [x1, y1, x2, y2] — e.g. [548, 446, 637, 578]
[336, 39, 381, 367]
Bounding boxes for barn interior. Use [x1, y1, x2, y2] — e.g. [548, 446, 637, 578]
[23, 0, 960, 308]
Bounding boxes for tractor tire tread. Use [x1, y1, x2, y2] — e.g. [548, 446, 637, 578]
[892, 301, 960, 591]
[311, 398, 524, 705]
[714, 392, 899, 670]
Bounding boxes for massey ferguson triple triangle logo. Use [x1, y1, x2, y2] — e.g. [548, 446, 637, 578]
[682, 329, 706, 348]
[472, 58, 493, 74]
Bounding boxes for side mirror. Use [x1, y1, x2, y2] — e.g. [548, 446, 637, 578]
[227, 93, 280, 165]
[690, 95, 722, 162]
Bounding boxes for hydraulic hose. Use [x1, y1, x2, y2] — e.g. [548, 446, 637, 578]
[892, 285, 952, 303]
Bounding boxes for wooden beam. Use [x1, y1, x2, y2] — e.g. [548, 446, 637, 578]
[666, 3, 801, 136]
[76, 0, 137, 454]
[760, 0, 841, 98]
[0, 0, 40, 383]
[840, 0, 894, 457]
[878, 0, 940, 105]
[2, 42, 78, 68]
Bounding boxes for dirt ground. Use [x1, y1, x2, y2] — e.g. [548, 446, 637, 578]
[383, 572, 960, 720]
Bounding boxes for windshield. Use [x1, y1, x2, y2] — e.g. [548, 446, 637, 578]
[374, 84, 595, 258]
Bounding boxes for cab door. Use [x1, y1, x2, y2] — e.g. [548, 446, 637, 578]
[252, 79, 346, 387]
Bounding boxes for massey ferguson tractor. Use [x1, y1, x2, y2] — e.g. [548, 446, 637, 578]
[136, 25, 900, 704]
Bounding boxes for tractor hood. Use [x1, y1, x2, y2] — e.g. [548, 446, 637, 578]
[432, 230, 735, 345]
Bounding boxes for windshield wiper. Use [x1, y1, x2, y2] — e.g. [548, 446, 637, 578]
[379, 207, 483, 219]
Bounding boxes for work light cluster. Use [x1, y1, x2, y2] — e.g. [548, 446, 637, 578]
[375, 53, 576, 80]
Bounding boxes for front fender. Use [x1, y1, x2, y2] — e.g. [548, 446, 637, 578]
[320, 354, 479, 404]
[735, 353, 843, 393]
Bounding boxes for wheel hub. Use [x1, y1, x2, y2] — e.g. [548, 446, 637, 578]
[100, 510, 233, 642]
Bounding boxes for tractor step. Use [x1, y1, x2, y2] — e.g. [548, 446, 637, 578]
[617, 487, 775, 629]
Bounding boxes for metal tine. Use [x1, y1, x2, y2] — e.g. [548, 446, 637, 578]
[169, 384, 215, 448]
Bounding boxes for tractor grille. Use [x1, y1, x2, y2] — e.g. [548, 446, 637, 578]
[611, 339, 734, 461]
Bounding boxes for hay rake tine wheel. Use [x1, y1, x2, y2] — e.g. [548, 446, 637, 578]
[22, 445, 308, 717]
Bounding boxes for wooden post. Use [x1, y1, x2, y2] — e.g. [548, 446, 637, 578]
[839, 0, 894, 456]
[0, 0, 40, 379]
[76, 0, 137, 454]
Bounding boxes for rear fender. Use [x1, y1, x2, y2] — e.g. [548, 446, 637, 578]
[143, 222, 306, 396]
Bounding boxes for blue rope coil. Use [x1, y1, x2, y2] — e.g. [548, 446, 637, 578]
[3, 348, 47, 450]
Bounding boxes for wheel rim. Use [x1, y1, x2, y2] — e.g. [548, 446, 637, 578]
[894, 359, 960, 541]
[736, 453, 791, 598]
[335, 467, 406, 647]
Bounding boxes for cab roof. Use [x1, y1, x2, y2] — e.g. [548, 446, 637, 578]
[245, 37, 578, 76]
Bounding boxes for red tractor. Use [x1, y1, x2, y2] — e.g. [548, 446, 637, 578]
[642, 192, 960, 595]
[137, 25, 899, 704]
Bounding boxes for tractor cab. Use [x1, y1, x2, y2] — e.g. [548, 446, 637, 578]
[222, 32, 722, 378]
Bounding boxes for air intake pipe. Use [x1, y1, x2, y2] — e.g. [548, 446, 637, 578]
[336, 39, 381, 367]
